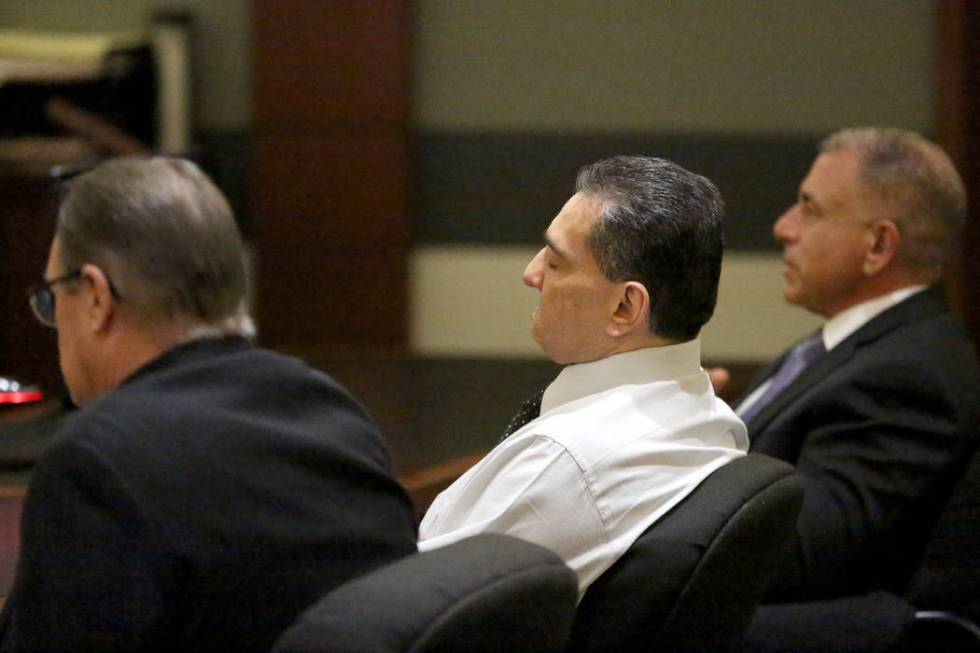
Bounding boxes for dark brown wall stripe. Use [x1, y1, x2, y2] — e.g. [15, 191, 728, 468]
[203, 129, 822, 252]
[413, 131, 822, 251]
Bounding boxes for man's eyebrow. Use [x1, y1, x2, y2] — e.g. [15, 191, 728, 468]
[544, 231, 571, 259]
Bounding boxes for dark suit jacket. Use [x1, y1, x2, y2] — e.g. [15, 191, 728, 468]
[0, 337, 418, 653]
[742, 288, 980, 602]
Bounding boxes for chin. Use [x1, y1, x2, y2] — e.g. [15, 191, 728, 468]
[530, 322, 544, 347]
[64, 379, 100, 407]
[782, 285, 803, 306]
[67, 388, 91, 407]
[532, 338, 561, 364]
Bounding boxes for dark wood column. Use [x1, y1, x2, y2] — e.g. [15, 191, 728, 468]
[936, 0, 980, 346]
[250, 1, 412, 356]
[0, 173, 59, 392]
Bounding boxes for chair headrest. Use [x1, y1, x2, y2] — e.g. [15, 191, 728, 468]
[273, 533, 578, 653]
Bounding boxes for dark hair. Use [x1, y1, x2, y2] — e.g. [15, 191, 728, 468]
[576, 155, 724, 341]
[56, 156, 253, 336]
[820, 128, 966, 276]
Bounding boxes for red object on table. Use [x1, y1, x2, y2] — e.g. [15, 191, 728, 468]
[0, 377, 44, 405]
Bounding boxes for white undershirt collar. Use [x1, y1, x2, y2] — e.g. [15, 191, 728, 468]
[822, 285, 927, 351]
[541, 338, 702, 414]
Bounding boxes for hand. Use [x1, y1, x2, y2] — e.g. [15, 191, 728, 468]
[706, 367, 730, 394]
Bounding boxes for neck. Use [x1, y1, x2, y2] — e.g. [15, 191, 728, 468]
[99, 331, 175, 395]
[823, 268, 934, 318]
[604, 329, 676, 358]
[90, 318, 205, 401]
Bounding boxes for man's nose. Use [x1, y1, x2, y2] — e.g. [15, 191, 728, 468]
[523, 249, 544, 289]
[773, 205, 798, 244]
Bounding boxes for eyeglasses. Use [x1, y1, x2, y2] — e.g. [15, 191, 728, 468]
[28, 270, 83, 328]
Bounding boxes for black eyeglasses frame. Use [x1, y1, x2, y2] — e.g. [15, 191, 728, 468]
[27, 270, 84, 328]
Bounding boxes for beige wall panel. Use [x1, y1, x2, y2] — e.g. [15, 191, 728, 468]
[4, 0, 934, 134]
[411, 247, 821, 361]
[701, 253, 823, 362]
[414, 0, 934, 133]
[411, 246, 542, 357]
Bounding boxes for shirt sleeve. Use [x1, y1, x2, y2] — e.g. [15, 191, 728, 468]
[418, 434, 608, 594]
[1, 435, 174, 652]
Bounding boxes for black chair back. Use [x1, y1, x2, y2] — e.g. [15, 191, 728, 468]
[743, 442, 980, 653]
[272, 533, 578, 653]
[907, 440, 980, 624]
[568, 453, 803, 653]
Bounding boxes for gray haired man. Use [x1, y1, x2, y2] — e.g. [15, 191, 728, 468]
[728, 129, 980, 650]
[0, 157, 417, 653]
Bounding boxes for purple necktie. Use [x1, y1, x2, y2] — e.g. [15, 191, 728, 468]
[738, 331, 826, 424]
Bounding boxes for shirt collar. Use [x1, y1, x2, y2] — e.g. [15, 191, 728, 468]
[822, 285, 927, 351]
[541, 338, 703, 414]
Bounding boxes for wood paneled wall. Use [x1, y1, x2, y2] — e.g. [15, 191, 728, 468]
[250, 1, 413, 354]
[937, 0, 980, 347]
[0, 176, 59, 392]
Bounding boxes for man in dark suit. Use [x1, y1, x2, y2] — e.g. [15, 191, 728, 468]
[0, 157, 418, 652]
[729, 128, 980, 609]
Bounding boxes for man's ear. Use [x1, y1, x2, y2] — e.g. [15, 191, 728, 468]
[79, 263, 117, 333]
[608, 281, 650, 337]
[863, 218, 901, 276]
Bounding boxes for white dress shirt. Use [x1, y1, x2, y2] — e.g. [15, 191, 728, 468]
[736, 285, 927, 416]
[418, 339, 748, 596]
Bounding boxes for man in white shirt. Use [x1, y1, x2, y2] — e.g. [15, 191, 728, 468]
[725, 129, 980, 614]
[418, 156, 748, 596]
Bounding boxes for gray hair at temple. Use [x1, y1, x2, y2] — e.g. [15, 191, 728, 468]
[55, 156, 255, 339]
[820, 127, 967, 277]
[576, 155, 724, 342]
